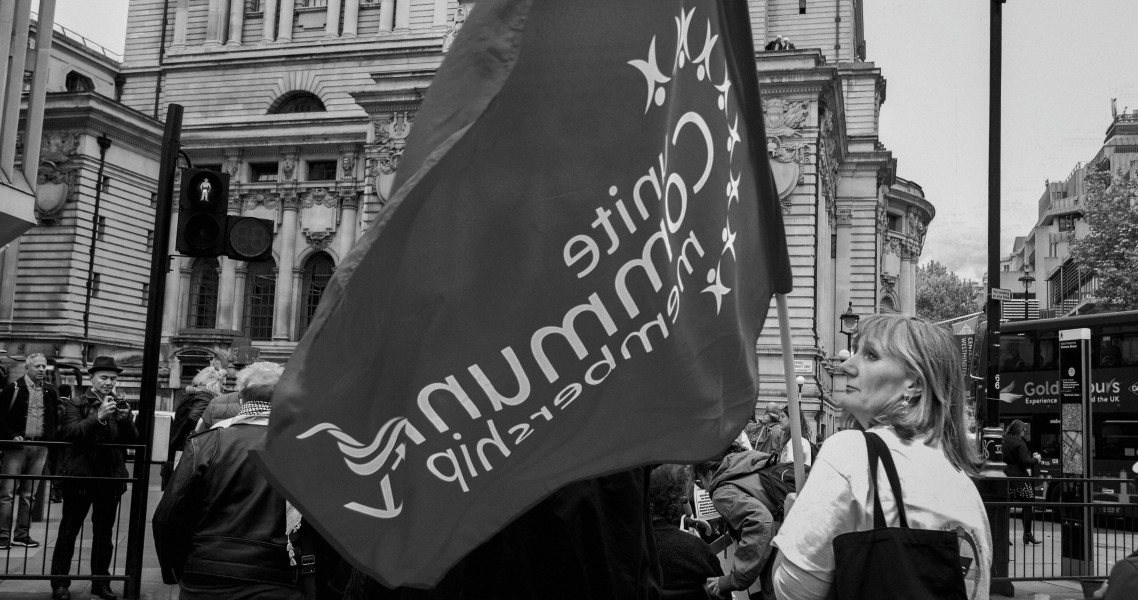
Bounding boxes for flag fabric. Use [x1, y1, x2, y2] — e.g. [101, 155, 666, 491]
[253, 0, 792, 588]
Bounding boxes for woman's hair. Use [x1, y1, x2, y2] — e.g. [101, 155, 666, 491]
[1006, 419, 1028, 438]
[236, 361, 284, 390]
[649, 464, 692, 525]
[780, 405, 812, 441]
[187, 366, 226, 397]
[851, 313, 981, 475]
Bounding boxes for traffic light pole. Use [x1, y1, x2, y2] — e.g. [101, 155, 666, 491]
[124, 103, 182, 600]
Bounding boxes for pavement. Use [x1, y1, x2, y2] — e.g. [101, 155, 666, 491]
[0, 464, 177, 600]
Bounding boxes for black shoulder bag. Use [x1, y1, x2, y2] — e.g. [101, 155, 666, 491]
[831, 432, 967, 600]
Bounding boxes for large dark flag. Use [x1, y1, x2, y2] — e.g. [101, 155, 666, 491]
[255, 0, 792, 588]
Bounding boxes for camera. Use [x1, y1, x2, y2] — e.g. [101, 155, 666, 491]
[115, 399, 130, 410]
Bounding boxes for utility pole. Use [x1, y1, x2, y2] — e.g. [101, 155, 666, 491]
[123, 104, 182, 600]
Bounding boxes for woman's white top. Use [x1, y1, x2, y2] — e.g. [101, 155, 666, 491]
[771, 426, 992, 600]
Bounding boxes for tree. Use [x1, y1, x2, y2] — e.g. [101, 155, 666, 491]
[916, 260, 979, 322]
[1069, 167, 1138, 310]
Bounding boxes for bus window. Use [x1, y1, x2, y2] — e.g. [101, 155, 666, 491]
[1000, 333, 1034, 372]
[1098, 325, 1138, 367]
[1037, 331, 1059, 370]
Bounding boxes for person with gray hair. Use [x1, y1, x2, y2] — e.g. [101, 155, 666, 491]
[195, 361, 283, 433]
[160, 366, 227, 489]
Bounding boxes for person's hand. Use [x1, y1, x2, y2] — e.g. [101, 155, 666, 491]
[705, 577, 729, 599]
[97, 398, 117, 422]
[784, 492, 798, 516]
[687, 517, 714, 537]
[1032, 452, 1041, 460]
[116, 404, 133, 421]
[12, 435, 23, 442]
[1093, 581, 1108, 598]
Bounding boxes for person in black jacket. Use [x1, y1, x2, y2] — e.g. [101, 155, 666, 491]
[649, 464, 722, 594]
[160, 365, 226, 489]
[0, 353, 60, 549]
[49, 356, 139, 600]
[1003, 419, 1042, 545]
[153, 383, 304, 600]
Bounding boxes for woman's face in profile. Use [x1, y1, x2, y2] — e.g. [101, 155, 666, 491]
[840, 334, 914, 425]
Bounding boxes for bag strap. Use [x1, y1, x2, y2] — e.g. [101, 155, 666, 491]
[865, 431, 909, 530]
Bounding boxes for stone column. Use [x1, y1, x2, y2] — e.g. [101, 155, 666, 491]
[261, 0, 278, 42]
[172, 0, 190, 48]
[290, 266, 304, 341]
[834, 208, 853, 351]
[325, 0, 342, 37]
[394, 0, 410, 31]
[227, 0, 245, 46]
[0, 240, 19, 320]
[339, 195, 359, 258]
[217, 257, 237, 329]
[233, 264, 248, 332]
[278, 0, 295, 42]
[342, 0, 360, 37]
[272, 195, 298, 341]
[178, 266, 193, 330]
[432, 0, 448, 28]
[378, 0, 394, 33]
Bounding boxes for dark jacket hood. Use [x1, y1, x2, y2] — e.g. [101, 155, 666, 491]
[708, 450, 774, 498]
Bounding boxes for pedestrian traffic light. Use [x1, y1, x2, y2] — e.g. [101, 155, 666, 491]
[176, 168, 228, 257]
[175, 168, 275, 262]
[226, 216, 274, 262]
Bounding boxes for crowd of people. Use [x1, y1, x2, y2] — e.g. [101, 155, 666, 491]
[4, 313, 1138, 598]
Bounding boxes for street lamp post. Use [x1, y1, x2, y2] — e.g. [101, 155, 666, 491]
[1018, 268, 1035, 320]
[839, 302, 860, 352]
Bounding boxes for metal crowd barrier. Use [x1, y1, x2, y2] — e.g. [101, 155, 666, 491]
[984, 475, 1137, 586]
[0, 439, 147, 590]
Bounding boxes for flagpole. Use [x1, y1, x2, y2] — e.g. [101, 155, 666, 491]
[775, 293, 806, 486]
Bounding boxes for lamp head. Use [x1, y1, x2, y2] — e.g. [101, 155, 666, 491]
[839, 302, 860, 335]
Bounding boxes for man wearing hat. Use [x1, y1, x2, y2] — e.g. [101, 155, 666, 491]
[49, 356, 139, 600]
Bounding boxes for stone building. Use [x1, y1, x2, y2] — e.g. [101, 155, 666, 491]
[2, 0, 935, 424]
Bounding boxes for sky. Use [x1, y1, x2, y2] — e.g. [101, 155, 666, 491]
[42, 0, 1138, 283]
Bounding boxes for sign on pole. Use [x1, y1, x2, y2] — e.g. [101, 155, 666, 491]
[990, 287, 1012, 301]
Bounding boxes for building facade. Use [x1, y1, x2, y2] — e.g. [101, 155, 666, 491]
[2, 0, 936, 427]
[1001, 106, 1138, 319]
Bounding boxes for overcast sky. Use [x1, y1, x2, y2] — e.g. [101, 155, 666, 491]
[46, 0, 1138, 284]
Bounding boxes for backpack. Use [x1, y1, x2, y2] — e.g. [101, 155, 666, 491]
[757, 459, 810, 521]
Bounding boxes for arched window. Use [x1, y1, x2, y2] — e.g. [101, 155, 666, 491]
[65, 71, 94, 92]
[270, 92, 326, 114]
[300, 253, 334, 336]
[243, 260, 277, 341]
[188, 258, 220, 329]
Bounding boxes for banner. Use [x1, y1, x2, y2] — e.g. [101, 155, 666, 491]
[254, 0, 792, 587]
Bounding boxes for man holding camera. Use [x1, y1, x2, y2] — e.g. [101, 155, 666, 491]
[49, 356, 139, 600]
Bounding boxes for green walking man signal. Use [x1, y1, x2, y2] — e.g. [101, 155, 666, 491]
[175, 168, 274, 261]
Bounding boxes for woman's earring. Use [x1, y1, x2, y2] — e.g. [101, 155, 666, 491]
[900, 393, 911, 414]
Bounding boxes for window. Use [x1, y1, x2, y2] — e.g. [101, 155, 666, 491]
[247, 0, 263, 11]
[243, 260, 277, 341]
[1000, 333, 1035, 371]
[250, 162, 279, 182]
[886, 214, 901, 232]
[300, 253, 334, 336]
[307, 160, 337, 181]
[188, 258, 220, 329]
[65, 71, 94, 92]
[270, 92, 326, 114]
[1058, 215, 1077, 232]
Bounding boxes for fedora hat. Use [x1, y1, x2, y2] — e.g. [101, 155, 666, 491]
[88, 356, 123, 374]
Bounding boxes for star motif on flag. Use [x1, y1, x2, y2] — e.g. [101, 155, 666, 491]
[722, 220, 737, 262]
[628, 37, 672, 112]
[690, 21, 718, 81]
[702, 265, 731, 314]
[714, 64, 732, 112]
[726, 171, 740, 206]
[727, 114, 741, 159]
[673, 7, 695, 68]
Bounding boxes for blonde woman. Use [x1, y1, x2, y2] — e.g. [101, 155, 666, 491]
[771, 314, 993, 600]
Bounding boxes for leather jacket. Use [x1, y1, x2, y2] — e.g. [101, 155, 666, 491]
[153, 417, 299, 590]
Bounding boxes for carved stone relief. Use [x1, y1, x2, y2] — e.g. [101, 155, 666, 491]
[34, 131, 82, 224]
[817, 106, 840, 223]
[442, 4, 467, 53]
[304, 230, 334, 251]
[301, 187, 340, 209]
[373, 112, 414, 176]
[762, 96, 812, 213]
